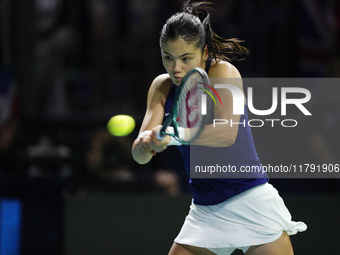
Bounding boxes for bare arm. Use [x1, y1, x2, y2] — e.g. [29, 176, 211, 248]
[132, 74, 172, 164]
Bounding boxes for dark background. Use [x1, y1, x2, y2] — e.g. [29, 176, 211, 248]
[0, 0, 339, 254]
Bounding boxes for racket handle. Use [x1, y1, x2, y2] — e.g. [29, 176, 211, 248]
[155, 126, 175, 140]
[156, 127, 182, 146]
[155, 130, 164, 140]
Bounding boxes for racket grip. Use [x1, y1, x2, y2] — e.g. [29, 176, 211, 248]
[156, 127, 182, 146]
[155, 130, 164, 140]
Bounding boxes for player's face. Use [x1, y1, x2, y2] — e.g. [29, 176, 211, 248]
[161, 37, 208, 85]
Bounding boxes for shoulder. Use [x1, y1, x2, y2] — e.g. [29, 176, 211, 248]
[149, 73, 173, 95]
[208, 60, 244, 97]
[208, 60, 241, 79]
[147, 73, 173, 106]
[152, 73, 172, 87]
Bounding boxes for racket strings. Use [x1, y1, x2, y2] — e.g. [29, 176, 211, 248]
[177, 72, 205, 141]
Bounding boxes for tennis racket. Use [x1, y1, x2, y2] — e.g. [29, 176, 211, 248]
[156, 67, 212, 145]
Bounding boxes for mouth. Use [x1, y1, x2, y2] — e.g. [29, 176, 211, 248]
[173, 76, 182, 83]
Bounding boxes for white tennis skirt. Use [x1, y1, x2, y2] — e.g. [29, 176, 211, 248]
[174, 182, 307, 250]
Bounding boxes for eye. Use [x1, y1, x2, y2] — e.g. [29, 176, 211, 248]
[182, 57, 192, 62]
[164, 55, 172, 61]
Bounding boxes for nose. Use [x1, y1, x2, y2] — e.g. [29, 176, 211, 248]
[173, 60, 182, 73]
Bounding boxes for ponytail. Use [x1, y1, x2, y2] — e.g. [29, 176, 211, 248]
[178, 1, 249, 62]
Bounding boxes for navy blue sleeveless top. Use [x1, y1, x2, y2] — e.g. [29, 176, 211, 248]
[164, 59, 268, 205]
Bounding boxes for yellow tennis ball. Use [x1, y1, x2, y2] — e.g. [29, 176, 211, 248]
[107, 115, 135, 136]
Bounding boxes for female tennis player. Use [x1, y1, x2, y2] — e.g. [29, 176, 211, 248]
[132, 1, 307, 254]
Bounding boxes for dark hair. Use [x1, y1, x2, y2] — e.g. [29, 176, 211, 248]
[159, 1, 249, 62]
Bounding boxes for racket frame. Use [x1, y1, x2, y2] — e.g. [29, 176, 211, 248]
[159, 67, 211, 145]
